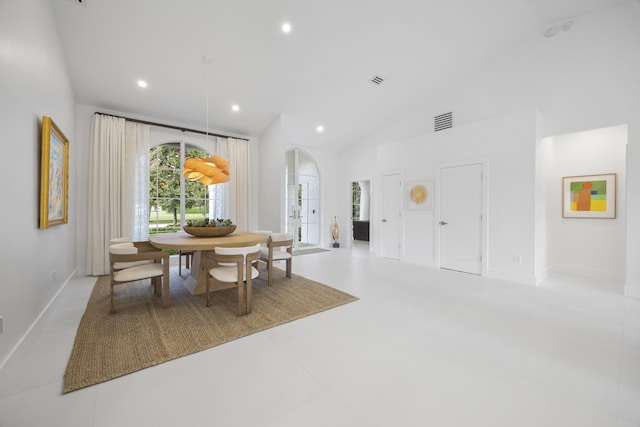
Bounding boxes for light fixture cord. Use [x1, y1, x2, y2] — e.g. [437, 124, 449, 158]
[205, 60, 209, 142]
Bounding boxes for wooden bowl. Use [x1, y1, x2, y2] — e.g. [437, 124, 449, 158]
[183, 225, 236, 237]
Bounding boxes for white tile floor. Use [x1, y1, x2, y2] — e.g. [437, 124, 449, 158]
[1, 244, 639, 427]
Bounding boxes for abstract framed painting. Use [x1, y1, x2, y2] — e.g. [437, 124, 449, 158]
[40, 116, 69, 228]
[562, 173, 616, 219]
[406, 180, 433, 210]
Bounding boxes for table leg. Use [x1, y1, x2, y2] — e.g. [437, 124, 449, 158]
[181, 251, 235, 295]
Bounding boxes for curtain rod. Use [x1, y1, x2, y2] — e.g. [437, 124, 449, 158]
[94, 112, 250, 141]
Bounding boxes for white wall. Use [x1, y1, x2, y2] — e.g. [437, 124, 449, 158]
[544, 125, 627, 280]
[535, 114, 551, 279]
[335, 3, 640, 294]
[339, 137, 378, 251]
[258, 116, 285, 233]
[377, 109, 539, 284]
[0, 0, 76, 372]
[627, 116, 640, 297]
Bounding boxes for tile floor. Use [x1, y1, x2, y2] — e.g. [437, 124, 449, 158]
[1, 244, 639, 427]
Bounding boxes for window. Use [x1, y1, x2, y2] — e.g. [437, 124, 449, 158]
[149, 142, 224, 235]
[352, 181, 362, 220]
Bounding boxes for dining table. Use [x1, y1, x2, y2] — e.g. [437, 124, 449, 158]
[149, 231, 269, 295]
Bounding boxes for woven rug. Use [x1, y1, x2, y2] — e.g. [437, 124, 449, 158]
[63, 272, 357, 394]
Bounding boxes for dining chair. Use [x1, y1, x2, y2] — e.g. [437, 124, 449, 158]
[259, 233, 293, 286]
[109, 238, 156, 271]
[109, 242, 170, 313]
[205, 244, 261, 316]
[251, 230, 272, 264]
[109, 236, 132, 245]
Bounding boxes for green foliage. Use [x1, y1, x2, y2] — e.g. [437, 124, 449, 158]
[185, 218, 234, 227]
[149, 144, 210, 225]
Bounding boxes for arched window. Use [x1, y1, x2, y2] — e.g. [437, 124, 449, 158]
[149, 141, 225, 234]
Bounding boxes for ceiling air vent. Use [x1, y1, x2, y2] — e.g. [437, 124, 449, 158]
[434, 112, 453, 132]
[371, 75, 384, 85]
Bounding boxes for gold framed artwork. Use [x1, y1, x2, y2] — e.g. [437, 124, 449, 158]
[406, 180, 433, 210]
[562, 173, 616, 219]
[40, 116, 69, 228]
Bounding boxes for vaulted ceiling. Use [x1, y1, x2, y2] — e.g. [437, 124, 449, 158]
[52, 0, 633, 148]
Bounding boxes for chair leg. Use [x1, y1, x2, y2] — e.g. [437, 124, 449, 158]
[267, 259, 273, 286]
[286, 258, 292, 278]
[162, 264, 170, 308]
[206, 273, 211, 307]
[246, 273, 253, 314]
[110, 280, 116, 314]
[180, 251, 193, 276]
[237, 279, 245, 316]
[152, 277, 161, 296]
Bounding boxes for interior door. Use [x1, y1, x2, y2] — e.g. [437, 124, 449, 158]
[381, 174, 401, 259]
[439, 164, 483, 274]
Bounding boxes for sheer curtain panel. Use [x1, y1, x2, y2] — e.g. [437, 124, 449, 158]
[125, 122, 150, 242]
[218, 137, 250, 231]
[86, 114, 150, 275]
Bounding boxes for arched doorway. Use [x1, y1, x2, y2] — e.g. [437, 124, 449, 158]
[285, 149, 320, 250]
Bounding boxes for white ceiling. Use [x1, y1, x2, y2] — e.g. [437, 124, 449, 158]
[52, 0, 633, 148]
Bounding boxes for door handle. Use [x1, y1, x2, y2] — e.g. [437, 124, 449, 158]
[439, 221, 448, 225]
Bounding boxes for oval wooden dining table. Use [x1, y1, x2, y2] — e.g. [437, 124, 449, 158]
[149, 231, 268, 295]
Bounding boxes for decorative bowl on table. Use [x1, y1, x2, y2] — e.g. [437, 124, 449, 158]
[183, 219, 236, 237]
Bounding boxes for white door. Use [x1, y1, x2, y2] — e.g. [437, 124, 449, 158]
[439, 164, 483, 274]
[285, 149, 320, 249]
[381, 174, 401, 259]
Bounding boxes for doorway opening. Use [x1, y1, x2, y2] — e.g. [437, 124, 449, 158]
[351, 180, 371, 245]
[285, 149, 321, 250]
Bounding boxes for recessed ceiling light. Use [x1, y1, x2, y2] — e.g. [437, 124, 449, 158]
[137, 80, 148, 88]
[231, 104, 240, 112]
[282, 22, 292, 33]
[316, 125, 324, 133]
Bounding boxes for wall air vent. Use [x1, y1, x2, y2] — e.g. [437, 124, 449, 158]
[434, 111, 453, 132]
[371, 75, 384, 85]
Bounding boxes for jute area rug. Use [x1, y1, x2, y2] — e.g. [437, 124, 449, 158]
[63, 271, 357, 394]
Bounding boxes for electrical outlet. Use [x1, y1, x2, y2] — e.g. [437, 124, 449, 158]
[52, 270, 56, 282]
[512, 255, 522, 263]
[0, 316, 3, 334]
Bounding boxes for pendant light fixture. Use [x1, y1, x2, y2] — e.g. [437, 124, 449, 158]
[182, 55, 230, 186]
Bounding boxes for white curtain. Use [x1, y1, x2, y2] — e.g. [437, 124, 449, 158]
[125, 122, 150, 242]
[86, 114, 150, 275]
[218, 137, 250, 231]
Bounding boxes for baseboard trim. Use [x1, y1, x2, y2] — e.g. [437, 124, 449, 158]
[0, 270, 77, 388]
[548, 264, 624, 281]
[624, 284, 640, 299]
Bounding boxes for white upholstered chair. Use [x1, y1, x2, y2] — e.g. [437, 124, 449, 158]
[259, 233, 293, 286]
[109, 242, 170, 313]
[205, 244, 261, 316]
[109, 236, 132, 245]
[108, 237, 154, 271]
